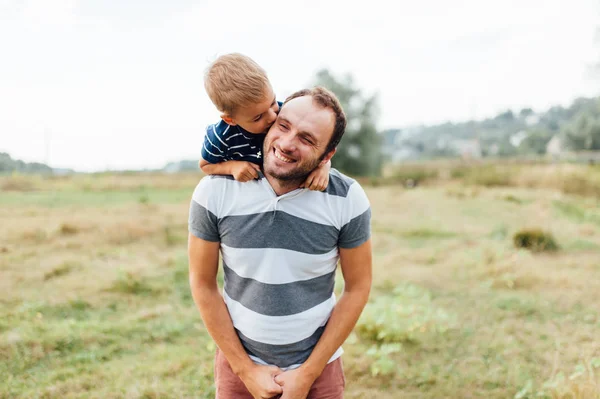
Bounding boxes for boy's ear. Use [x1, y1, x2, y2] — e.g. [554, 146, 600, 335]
[220, 113, 237, 126]
[320, 148, 336, 166]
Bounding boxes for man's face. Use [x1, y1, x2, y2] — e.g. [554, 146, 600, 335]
[263, 95, 335, 182]
[228, 88, 279, 134]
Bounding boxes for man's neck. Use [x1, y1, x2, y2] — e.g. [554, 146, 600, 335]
[264, 174, 304, 196]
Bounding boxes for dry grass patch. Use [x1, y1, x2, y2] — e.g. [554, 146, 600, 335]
[104, 222, 158, 245]
[108, 271, 164, 296]
[19, 228, 49, 243]
[43, 261, 79, 281]
[0, 175, 40, 191]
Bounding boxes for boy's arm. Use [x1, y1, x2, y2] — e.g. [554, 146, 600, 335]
[199, 156, 260, 182]
[301, 160, 331, 191]
[200, 123, 260, 182]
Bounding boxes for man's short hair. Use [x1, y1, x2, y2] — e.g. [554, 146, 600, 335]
[284, 87, 347, 155]
[204, 53, 271, 116]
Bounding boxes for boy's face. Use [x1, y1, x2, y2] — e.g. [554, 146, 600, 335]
[225, 89, 280, 134]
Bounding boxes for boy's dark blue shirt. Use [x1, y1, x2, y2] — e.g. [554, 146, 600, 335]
[201, 102, 283, 166]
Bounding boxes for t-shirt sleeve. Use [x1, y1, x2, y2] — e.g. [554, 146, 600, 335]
[188, 177, 220, 242]
[201, 122, 230, 164]
[338, 182, 371, 248]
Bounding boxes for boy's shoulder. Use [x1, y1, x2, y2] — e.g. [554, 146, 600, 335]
[205, 119, 245, 138]
[204, 120, 264, 144]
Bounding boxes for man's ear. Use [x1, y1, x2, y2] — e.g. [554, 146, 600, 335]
[220, 113, 237, 126]
[320, 148, 336, 166]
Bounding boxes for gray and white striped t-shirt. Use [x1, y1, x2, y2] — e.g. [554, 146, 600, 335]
[188, 169, 371, 369]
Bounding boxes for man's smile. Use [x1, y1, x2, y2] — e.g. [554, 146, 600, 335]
[273, 148, 296, 163]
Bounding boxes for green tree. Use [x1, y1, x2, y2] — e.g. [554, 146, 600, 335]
[518, 129, 552, 155]
[519, 108, 534, 118]
[494, 110, 515, 122]
[312, 69, 382, 177]
[562, 101, 600, 151]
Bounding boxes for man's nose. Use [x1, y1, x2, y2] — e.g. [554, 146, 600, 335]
[278, 133, 296, 153]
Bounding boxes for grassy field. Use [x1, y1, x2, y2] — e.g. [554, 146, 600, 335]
[1, 164, 599, 398]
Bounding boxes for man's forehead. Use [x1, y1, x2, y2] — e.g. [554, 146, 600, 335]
[280, 96, 333, 124]
[280, 96, 311, 116]
[279, 97, 335, 142]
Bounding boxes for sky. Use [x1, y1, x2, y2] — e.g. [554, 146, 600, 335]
[0, 0, 598, 171]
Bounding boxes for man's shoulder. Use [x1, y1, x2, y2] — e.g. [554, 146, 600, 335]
[194, 173, 264, 195]
[324, 168, 363, 199]
[193, 174, 234, 195]
[197, 174, 236, 188]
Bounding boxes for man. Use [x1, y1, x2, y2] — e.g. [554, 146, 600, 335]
[188, 87, 372, 399]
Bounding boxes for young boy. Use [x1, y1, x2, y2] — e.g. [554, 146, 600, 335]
[200, 53, 330, 190]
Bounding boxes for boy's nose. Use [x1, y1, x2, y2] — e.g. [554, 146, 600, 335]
[266, 109, 277, 124]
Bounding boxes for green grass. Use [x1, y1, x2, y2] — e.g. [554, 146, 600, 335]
[2, 171, 600, 398]
[0, 188, 192, 207]
[1, 260, 215, 398]
[553, 199, 600, 226]
[401, 228, 458, 239]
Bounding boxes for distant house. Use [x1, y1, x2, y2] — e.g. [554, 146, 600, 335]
[451, 139, 482, 159]
[546, 135, 562, 158]
[381, 128, 421, 163]
[389, 147, 420, 162]
[525, 114, 540, 126]
[510, 130, 529, 147]
[488, 143, 500, 156]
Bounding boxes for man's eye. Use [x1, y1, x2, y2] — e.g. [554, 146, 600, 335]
[279, 123, 288, 130]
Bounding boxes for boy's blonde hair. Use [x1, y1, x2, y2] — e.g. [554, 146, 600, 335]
[204, 53, 271, 116]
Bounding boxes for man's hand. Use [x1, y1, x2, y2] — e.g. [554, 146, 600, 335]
[274, 367, 316, 399]
[231, 161, 261, 182]
[301, 163, 330, 191]
[239, 363, 284, 399]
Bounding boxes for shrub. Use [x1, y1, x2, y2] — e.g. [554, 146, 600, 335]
[59, 223, 80, 235]
[138, 193, 150, 204]
[356, 283, 454, 344]
[366, 343, 402, 377]
[513, 229, 559, 252]
[356, 283, 454, 378]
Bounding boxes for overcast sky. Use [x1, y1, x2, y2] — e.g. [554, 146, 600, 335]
[1, 0, 598, 171]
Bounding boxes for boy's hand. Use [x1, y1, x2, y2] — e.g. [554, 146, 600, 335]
[301, 161, 331, 191]
[231, 161, 261, 182]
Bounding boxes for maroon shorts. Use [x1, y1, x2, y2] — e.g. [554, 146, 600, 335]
[214, 349, 345, 399]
